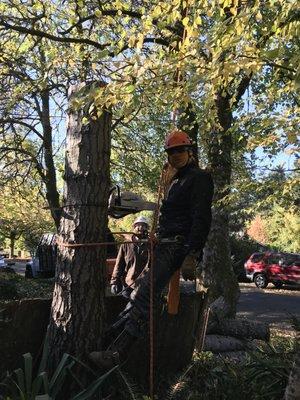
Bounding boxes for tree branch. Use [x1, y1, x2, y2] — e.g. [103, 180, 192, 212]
[0, 18, 170, 56]
[233, 73, 252, 108]
[237, 54, 296, 73]
[58, 9, 178, 36]
[0, 19, 110, 50]
[0, 118, 44, 140]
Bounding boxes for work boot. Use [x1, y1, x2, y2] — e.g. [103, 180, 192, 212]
[89, 328, 137, 370]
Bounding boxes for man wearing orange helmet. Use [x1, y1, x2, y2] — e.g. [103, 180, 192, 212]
[90, 130, 214, 369]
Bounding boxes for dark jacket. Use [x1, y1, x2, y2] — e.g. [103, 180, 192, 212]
[110, 235, 149, 287]
[158, 163, 214, 252]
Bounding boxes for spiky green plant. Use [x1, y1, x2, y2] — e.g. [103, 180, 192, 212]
[0, 329, 119, 400]
[0, 352, 117, 400]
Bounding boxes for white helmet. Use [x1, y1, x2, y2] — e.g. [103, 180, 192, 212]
[133, 216, 149, 226]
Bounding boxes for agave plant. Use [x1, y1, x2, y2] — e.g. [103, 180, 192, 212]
[1, 352, 117, 400]
[0, 328, 118, 400]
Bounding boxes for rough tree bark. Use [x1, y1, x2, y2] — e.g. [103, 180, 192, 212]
[202, 87, 253, 316]
[178, 103, 199, 163]
[207, 317, 270, 341]
[179, 97, 240, 317]
[47, 82, 111, 370]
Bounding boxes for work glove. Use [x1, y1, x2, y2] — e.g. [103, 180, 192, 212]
[110, 281, 122, 295]
[181, 251, 201, 281]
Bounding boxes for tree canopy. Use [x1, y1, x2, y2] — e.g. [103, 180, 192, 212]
[0, 0, 299, 306]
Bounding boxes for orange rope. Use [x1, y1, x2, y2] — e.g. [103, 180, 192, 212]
[57, 240, 135, 248]
[149, 233, 155, 400]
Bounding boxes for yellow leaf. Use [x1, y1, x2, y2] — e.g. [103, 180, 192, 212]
[136, 33, 144, 50]
[152, 5, 162, 18]
[235, 22, 243, 35]
[230, 7, 237, 16]
[182, 17, 189, 26]
[195, 16, 202, 25]
[128, 35, 136, 48]
[256, 11, 262, 22]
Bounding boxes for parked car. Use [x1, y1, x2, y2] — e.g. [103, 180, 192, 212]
[25, 233, 57, 278]
[0, 255, 7, 268]
[244, 252, 300, 289]
[0, 250, 9, 258]
[25, 231, 118, 279]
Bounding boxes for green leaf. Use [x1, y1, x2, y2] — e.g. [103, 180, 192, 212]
[49, 353, 70, 389]
[23, 353, 33, 396]
[38, 330, 50, 375]
[125, 85, 135, 93]
[14, 368, 25, 396]
[40, 372, 50, 395]
[31, 374, 44, 398]
[70, 366, 118, 400]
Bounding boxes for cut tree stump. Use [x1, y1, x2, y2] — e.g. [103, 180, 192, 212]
[123, 282, 205, 390]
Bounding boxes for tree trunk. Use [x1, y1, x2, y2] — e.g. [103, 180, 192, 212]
[9, 231, 16, 258]
[203, 92, 240, 316]
[40, 90, 61, 229]
[47, 83, 111, 370]
[178, 103, 199, 163]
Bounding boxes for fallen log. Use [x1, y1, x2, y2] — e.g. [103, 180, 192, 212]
[203, 334, 254, 353]
[208, 318, 270, 341]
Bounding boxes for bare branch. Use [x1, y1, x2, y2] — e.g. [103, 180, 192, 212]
[0, 117, 44, 139]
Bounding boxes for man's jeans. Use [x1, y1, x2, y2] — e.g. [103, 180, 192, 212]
[122, 242, 187, 337]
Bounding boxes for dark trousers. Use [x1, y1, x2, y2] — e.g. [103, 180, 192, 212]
[122, 242, 187, 337]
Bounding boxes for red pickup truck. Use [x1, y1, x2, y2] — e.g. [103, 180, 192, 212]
[244, 252, 300, 289]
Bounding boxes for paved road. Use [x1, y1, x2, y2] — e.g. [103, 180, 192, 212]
[237, 283, 300, 331]
[6, 264, 300, 331]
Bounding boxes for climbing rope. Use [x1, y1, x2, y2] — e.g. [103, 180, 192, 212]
[148, 164, 168, 400]
[146, 2, 190, 394]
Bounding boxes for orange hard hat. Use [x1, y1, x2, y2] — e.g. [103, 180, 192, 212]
[164, 130, 192, 151]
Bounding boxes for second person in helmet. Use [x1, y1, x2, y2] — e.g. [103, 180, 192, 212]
[110, 216, 150, 298]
